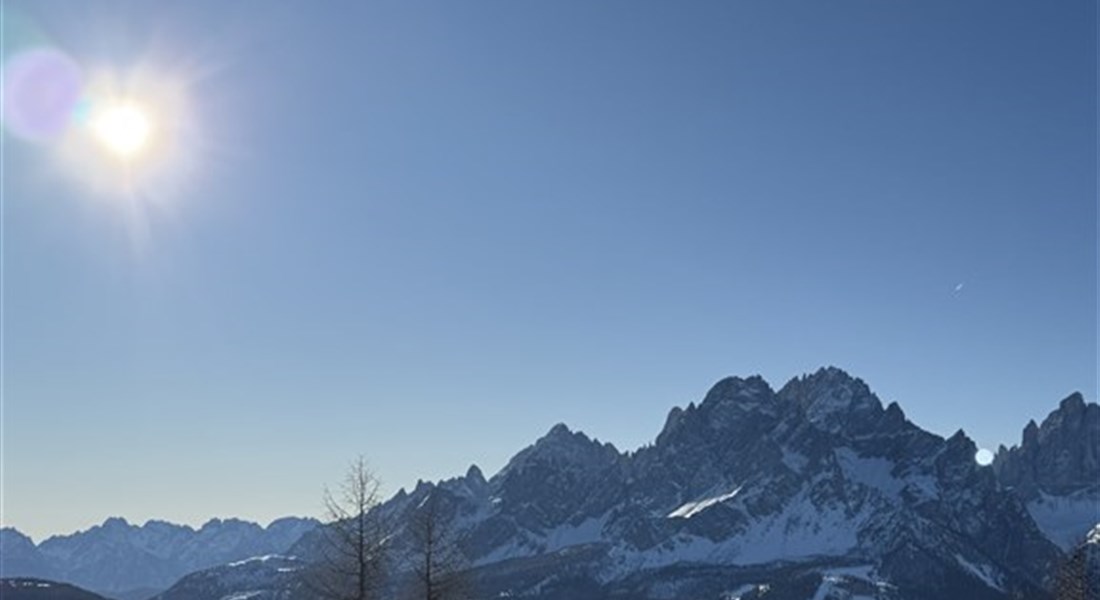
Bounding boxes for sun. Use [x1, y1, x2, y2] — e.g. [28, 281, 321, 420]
[59, 64, 197, 203]
[91, 103, 153, 158]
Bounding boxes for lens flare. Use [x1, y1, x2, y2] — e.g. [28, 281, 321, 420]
[1, 48, 84, 141]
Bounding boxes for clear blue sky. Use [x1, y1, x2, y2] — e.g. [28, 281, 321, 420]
[3, 1, 1095, 541]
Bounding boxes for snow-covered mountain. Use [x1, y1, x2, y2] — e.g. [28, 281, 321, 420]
[7, 368, 1095, 599]
[288, 367, 1083, 599]
[0, 517, 318, 600]
[150, 555, 306, 600]
[993, 391, 1099, 551]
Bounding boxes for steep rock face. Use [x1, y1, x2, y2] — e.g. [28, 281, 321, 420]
[993, 393, 1100, 550]
[778, 367, 886, 435]
[642, 375, 793, 510]
[447, 425, 627, 563]
[994, 393, 1099, 499]
[493, 424, 625, 531]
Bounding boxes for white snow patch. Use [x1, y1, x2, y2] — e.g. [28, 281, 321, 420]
[731, 490, 864, 564]
[667, 487, 742, 519]
[955, 554, 1003, 592]
[543, 515, 607, 552]
[613, 482, 864, 573]
[810, 579, 834, 600]
[823, 565, 875, 581]
[721, 584, 756, 600]
[721, 583, 771, 599]
[227, 554, 284, 567]
[811, 565, 878, 600]
[221, 592, 263, 600]
[474, 515, 608, 566]
[1026, 491, 1100, 550]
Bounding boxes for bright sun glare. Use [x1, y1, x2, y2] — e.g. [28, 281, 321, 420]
[92, 104, 153, 158]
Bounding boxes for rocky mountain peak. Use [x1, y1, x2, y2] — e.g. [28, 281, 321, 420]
[543, 422, 576, 441]
[0, 528, 38, 554]
[1023, 419, 1040, 445]
[465, 464, 486, 485]
[687, 375, 780, 430]
[530, 423, 598, 456]
[700, 375, 775, 407]
[944, 428, 978, 458]
[990, 391, 1099, 552]
[883, 400, 907, 426]
[496, 423, 620, 482]
[426, 464, 491, 502]
[0, 529, 53, 579]
[1060, 391, 1086, 412]
[993, 391, 1099, 500]
[650, 377, 785, 460]
[777, 366, 883, 435]
[263, 517, 319, 549]
[99, 517, 131, 532]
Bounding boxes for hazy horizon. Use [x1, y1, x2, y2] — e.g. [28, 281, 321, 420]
[4, 1, 1096, 543]
[7, 368, 1092, 542]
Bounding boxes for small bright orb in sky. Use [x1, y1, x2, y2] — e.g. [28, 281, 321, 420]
[974, 448, 994, 466]
[91, 104, 152, 158]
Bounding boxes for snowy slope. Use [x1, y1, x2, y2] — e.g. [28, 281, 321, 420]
[150, 555, 305, 600]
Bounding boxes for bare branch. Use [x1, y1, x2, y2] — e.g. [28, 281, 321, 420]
[307, 455, 390, 600]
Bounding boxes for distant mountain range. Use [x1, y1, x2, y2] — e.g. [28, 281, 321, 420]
[3, 367, 1096, 599]
[0, 517, 317, 600]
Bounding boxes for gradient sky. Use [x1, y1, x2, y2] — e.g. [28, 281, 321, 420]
[3, 1, 1095, 542]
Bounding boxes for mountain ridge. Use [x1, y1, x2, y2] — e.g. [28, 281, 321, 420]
[283, 366, 1091, 599]
[6, 367, 1096, 599]
[0, 516, 319, 600]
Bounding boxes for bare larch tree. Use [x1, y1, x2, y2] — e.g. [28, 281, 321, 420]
[308, 456, 389, 600]
[404, 491, 471, 600]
